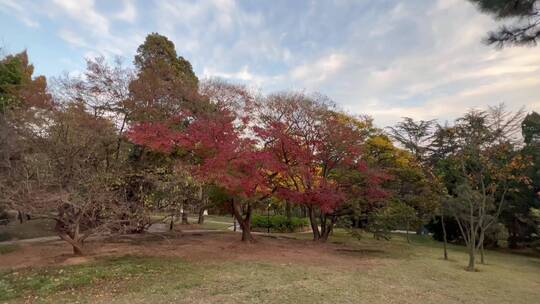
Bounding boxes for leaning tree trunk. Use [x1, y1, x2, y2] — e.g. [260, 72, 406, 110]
[232, 199, 254, 242]
[307, 206, 320, 241]
[169, 215, 174, 231]
[58, 224, 86, 256]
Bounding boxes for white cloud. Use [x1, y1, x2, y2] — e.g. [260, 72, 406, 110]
[115, 0, 137, 23]
[0, 0, 39, 27]
[1, 0, 538, 129]
[59, 29, 88, 48]
[52, 0, 109, 35]
[290, 53, 347, 85]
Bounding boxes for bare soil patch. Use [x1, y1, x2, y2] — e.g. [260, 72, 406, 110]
[0, 231, 379, 271]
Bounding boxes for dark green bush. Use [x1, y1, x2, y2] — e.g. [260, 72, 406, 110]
[0, 206, 9, 226]
[251, 215, 308, 232]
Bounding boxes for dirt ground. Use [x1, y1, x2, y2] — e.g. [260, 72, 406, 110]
[0, 231, 378, 271]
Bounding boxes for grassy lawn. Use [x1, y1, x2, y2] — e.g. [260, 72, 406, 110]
[0, 230, 538, 304]
[0, 219, 56, 242]
[0, 244, 19, 255]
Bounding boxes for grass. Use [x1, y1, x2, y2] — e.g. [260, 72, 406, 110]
[0, 244, 19, 255]
[1, 231, 539, 303]
[149, 213, 233, 231]
[0, 219, 56, 241]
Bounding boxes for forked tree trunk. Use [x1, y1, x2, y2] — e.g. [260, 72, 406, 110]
[198, 207, 205, 224]
[58, 225, 86, 256]
[320, 215, 336, 242]
[232, 199, 254, 242]
[308, 206, 320, 241]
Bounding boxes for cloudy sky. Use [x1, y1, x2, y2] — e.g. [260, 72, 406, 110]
[1, 0, 539, 127]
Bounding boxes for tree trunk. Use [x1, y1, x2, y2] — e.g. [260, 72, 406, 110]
[467, 227, 476, 271]
[441, 214, 448, 260]
[320, 214, 327, 238]
[406, 219, 410, 244]
[480, 242, 485, 264]
[181, 212, 188, 225]
[58, 232, 85, 256]
[285, 202, 292, 221]
[307, 206, 320, 241]
[467, 245, 476, 271]
[232, 199, 254, 242]
[72, 243, 85, 256]
[320, 215, 336, 242]
[198, 207, 205, 224]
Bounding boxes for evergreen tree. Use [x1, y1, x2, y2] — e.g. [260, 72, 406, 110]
[469, 0, 540, 47]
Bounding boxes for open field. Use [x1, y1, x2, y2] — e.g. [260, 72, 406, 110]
[1, 228, 539, 304]
[0, 219, 56, 242]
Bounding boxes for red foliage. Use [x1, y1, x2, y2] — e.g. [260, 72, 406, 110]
[128, 90, 388, 215]
[254, 104, 388, 215]
[128, 109, 273, 200]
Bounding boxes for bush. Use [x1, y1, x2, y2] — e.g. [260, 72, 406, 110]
[251, 215, 308, 233]
[0, 206, 9, 226]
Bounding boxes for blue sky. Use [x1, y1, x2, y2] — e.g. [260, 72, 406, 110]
[1, 0, 539, 127]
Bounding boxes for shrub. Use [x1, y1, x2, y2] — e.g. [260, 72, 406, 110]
[0, 206, 9, 226]
[251, 215, 308, 233]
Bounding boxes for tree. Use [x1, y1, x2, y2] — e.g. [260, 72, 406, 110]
[5, 101, 132, 255]
[388, 118, 435, 164]
[54, 57, 134, 160]
[442, 107, 530, 271]
[370, 200, 417, 243]
[363, 135, 439, 237]
[134, 33, 198, 90]
[129, 84, 272, 242]
[469, 0, 540, 47]
[128, 33, 204, 123]
[0, 50, 53, 216]
[503, 112, 540, 248]
[255, 92, 385, 241]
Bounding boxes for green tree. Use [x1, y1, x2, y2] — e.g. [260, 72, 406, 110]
[134, 33, 198, 90]
[363, 135, 439, 234]
[442, 107, 529, 271]
[506, 112, 540, 248]
[129, 33, 202, 122]
[469, 0, 540, 47]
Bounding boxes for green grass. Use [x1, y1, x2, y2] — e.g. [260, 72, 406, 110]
[1, 232, 539, 303]
[0, 219, 56, 241]
[0, 244, 19, 255]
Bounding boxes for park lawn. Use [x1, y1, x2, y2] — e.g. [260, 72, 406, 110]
[0, 244, 19, 255]
[0, 232, 539, 304]
[149, 214, 233, 231]
[0, 219, 56, 242]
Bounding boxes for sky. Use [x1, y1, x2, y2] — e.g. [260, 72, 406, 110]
[1, 0, 539, 128]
